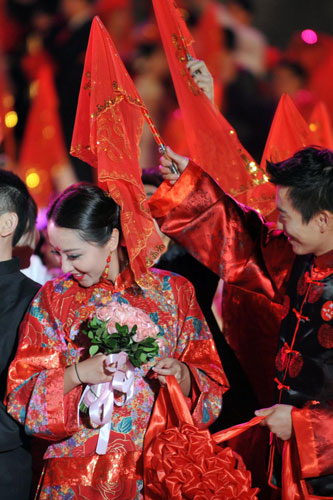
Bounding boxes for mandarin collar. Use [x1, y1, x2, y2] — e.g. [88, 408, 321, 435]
[0, 257, 20, 276]
[72, 264, 138, 294]
[313, 249, 333, 271]
[72, 265, 154, 294]
[98, 265, 135, 292]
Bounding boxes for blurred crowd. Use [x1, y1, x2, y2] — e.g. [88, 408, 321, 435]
[0, 0, 333, 281]
[1, 5, 333, 498]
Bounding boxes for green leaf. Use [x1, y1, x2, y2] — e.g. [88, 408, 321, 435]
[89, 345, 99, 356]
[128, 354, 141, 367]
[115, 323, 128, 334]
[142, 346, 157, 352]
[105, 333, 120, 342]
[144, 337, 157, 345]
[79, 402, 89, 413]
[120, 336, 130, 348]
[91, 340, 103, 347]
[105, 340, 119, 351]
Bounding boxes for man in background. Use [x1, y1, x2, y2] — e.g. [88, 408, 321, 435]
[0, 170, 40, 500]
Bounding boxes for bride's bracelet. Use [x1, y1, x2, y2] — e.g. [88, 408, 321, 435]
[74, 363, 84, 385]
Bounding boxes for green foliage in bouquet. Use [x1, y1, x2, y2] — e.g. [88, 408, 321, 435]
[81, 316, 160, 367]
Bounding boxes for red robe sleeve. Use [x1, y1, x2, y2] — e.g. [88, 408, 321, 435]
[171, 275, 229, 428]
[292, 405, 333, 478]
[149, 160, 294, 302]
[6, 283, 82, 441]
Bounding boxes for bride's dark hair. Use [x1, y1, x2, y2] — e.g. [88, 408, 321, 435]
[47, 183, 121, 245]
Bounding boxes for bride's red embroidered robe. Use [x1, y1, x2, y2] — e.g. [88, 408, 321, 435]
[6, 267, 227, 499]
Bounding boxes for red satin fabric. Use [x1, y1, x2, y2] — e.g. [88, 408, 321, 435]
[292, 408, 319, 480]
[150, 161, 293, 301]
[148, 162, 202, 219]
[149, 160, 293, 411]
[246, 93, 315, 219]
[70, 16, 164, 284]
[292, 405, 333, 479]
[144, 377, 322, 499]
[144, 376, 261, 500]
[282, 440, 309, 500]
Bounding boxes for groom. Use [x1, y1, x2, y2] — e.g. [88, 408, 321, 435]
[149, 145, 333, 497]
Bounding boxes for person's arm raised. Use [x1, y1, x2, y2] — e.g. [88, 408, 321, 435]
[186, 59, 215, 104]
[159, 146, 189, 185]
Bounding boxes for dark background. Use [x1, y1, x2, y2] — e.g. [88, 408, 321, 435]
[243, 0, 333, 48]
[133, 0, 333, 48]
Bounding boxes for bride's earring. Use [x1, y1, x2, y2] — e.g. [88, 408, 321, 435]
[102, 253, 112, 279]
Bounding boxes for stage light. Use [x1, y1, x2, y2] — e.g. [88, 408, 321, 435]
[26, 171, 40, 189]
[301, 29, 318, 45]
[5, 111, 18, 128]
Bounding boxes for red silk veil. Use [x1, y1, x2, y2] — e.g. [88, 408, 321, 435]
[193, 2, 224, 107]
[193, 2, 223, 79]
[246, 93, 316, 219]
[151, 0, 267, 200]
[71, 17, 164, 285]
[309, 101, 333, 149]
[260, 93, 314, 171]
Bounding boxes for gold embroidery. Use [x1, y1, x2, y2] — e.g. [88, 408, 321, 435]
[95, 111, 133, 162]
[172, 33, 186, 63]
[90, 81, 146, 121]
[171, 34, 201, 96]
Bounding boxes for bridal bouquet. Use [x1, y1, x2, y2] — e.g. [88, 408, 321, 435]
[81, 301, 161, 367]
[78, 302, 162, 454]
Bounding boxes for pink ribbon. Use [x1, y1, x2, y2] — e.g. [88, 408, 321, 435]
[78, 352, 135, 454]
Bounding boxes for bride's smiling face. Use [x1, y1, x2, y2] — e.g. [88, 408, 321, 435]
[47, 221, 114, 287]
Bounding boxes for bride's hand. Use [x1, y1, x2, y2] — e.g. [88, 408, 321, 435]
[153, 357, 191, 396]
[64, 354, 116, 394]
